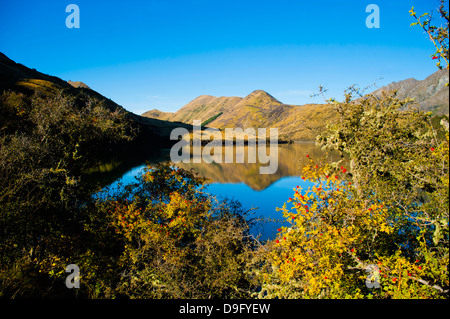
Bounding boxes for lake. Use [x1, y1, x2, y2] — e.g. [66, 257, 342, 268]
[87, 143, 337, 241]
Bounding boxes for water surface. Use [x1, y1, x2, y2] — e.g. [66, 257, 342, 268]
[88, 143, 336, 240]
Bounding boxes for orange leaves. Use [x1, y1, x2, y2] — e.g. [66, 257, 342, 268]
[108, 170, 213, 247]
[143, 171, 154, 183]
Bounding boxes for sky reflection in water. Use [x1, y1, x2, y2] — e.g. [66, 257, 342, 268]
[101, 143, 328, 241]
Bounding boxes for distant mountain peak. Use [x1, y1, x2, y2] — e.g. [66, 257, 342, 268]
[247, 89, 278, 100]
[68, 80, 91, 89]
[239, 89, 282, 108]
[141, 109, 174, 121]
[249, 89, 269, 94]
[370, 68, 449, 115]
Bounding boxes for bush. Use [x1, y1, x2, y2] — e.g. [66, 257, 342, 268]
[90, 164, 256, 298]
[0, 90, 132, 297]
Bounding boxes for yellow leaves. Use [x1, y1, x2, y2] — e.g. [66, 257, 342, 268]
[262, 156, 415, 298]
[379, 223, 393, 234]
[35, 254, 67, 279]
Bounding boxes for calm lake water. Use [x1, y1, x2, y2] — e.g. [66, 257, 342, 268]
[88, 143, 336, 241]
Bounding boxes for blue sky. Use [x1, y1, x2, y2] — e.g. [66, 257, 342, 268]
[0, 0, 443, 114]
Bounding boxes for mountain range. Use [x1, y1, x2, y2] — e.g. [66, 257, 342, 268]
[370, 68, 449, 115]
[1, 51, 447, 147]
[143, 69, 449, 141]
[143, 90, 337, 141]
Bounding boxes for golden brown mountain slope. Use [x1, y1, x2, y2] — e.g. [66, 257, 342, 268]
[68, 80, 91, 89]
[178, 95, 241, 123]
[143, 68, 449, 142]
[141, 109, 174, 121]
[143, 89, 336, 141]
[210, 90, 336, 141]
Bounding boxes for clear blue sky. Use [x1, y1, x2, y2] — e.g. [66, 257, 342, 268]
[0, 0, 443, 114]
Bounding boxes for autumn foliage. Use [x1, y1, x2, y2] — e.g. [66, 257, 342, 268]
[85, 164, 255, 298]
[1, 2, 448, 300]
[257, 91, 449, 299]
[255, 4, 449, 298]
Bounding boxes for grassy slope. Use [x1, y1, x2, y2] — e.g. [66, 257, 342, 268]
[141, 109, 174, 121]
[143, 89, 337, 142]
[210, 90, 337, 141]
[166, 95, 243, 124]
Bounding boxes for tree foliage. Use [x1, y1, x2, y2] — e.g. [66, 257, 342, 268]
[257, 2, 449, 297]
[0, 90, 132, 297]
[257, 89, 449, 299]
[92, 164, 255, 298]
[1, 1, 448, 300]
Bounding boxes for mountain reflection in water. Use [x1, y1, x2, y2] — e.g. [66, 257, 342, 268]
[87, 143, 338, 241]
